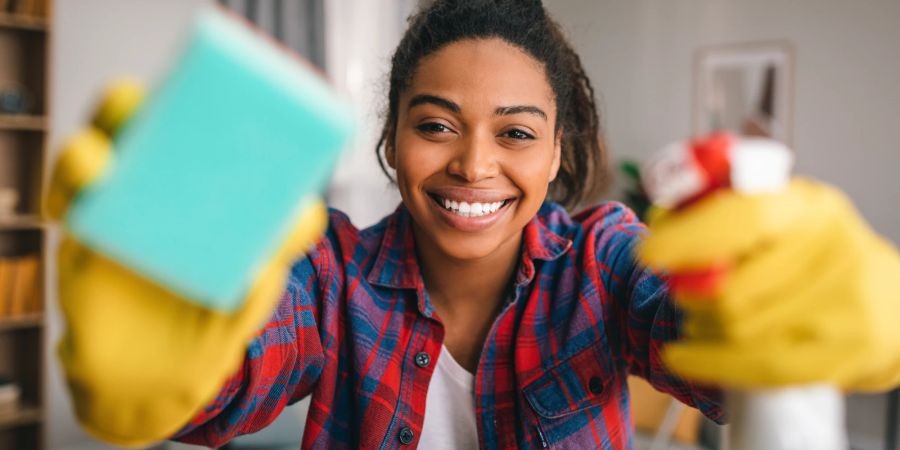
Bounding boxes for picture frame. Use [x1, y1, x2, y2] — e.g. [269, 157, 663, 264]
[693, 41, 795, 145]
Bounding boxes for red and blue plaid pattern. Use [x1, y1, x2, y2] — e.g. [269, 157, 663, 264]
[175, 202, 723, 449]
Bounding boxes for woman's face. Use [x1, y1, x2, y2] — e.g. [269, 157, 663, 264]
[389, 38, 561, 262]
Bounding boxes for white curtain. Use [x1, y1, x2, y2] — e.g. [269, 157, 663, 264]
[219, 0, 326, 68]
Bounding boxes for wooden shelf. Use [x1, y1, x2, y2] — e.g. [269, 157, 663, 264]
[0, 314, 43, 332]
[0, 115, 46, 131]
[0, 215, 43, 231]
[0, 406, 42, 430]
[0, 2, 49, 448]
[0, 14, 48, 32]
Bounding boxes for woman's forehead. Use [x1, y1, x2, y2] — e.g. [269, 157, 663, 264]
[404, 38, 556, 112]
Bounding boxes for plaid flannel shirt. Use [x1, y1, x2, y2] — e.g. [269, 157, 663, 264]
[175, 201, 723, 449]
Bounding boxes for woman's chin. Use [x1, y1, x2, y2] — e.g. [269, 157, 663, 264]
[438, 243, 497, 262]
[427, 231, 513, 263]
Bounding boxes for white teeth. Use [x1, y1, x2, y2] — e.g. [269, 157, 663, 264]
[436, 196, 506, 217]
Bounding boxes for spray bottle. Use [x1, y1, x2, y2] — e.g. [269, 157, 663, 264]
[642, 132, 846, 450]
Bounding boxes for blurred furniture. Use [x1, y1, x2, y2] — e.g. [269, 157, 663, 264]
[888, 388, 899, 450]
[0, 0, 51, 448]
[629, 376, 706, 450]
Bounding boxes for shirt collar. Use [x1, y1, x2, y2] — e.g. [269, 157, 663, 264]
[515, 202, 573, 285]
[366, 205, 421, 290]
[366, 203, 574, 305]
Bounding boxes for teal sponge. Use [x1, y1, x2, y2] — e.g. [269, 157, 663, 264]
[65, 9, 354, 311]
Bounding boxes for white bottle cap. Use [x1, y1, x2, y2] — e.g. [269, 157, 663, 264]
[730, 138, 794, 193]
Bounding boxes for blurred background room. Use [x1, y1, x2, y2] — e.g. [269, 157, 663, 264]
[0, 0, 895, 448]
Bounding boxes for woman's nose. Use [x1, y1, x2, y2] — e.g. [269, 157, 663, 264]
[447, 133, 499, 183]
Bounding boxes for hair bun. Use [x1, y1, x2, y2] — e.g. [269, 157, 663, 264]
[434, 0, 546, 17]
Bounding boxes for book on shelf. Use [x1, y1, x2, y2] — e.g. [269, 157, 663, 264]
[9, 255, 37, 315]
[0, 255, 40, 319]
[4, 0, 46, 18]
[0, 259, 9, 317]
[33, 0, 47, 18]
[18, 0, 34, 17]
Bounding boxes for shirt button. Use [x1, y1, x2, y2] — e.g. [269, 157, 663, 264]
[588, 376, 603, 395]
[414, 351, 431, 368]
[398, 426, 415, 445]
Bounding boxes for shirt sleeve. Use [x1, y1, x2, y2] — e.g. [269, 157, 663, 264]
[171, 211, 348, 446]
[585, 202, 725, 423]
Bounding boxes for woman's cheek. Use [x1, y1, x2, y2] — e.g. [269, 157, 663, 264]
[503, 152, 553, 198]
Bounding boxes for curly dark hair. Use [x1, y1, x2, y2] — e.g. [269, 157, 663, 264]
[374, 0, 609, 209]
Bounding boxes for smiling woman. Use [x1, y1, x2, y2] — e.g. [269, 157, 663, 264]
[164, 0, 727, 448]
[392, 39, 560, 263]
[386, 39, 568, 377]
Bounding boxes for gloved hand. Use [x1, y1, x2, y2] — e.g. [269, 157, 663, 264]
[47, 80, 328, 447]
[639, 178, 900, 391]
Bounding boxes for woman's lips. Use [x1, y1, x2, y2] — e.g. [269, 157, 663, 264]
[427, 186, 514, 204]
[426, 191, 515, 232]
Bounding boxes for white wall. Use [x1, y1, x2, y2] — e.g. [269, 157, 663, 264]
[546, 0, 900, 243]
[543, 1, 900, 449]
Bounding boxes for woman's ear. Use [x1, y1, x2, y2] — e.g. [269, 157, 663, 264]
[549, 129, 562, 182]
[384, 124, 397, 170]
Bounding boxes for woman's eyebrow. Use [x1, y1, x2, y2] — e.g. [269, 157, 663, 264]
[408, 94, 460, 113]
[407, 95, 547, 122]
[494, 105, 547, 121]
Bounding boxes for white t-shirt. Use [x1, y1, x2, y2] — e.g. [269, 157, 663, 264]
[418, 345, 479, 449]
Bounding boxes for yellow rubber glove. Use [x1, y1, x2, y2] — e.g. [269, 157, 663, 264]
[639, 178, 900, 391]
[47, 80, 328, 447]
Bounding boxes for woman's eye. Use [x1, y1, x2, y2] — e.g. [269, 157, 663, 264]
[503, 129, 535, 140]
[416, 122, 451, 134]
